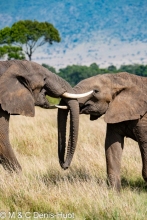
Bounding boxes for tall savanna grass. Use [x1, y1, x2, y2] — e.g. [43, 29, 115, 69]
[0, 107, 147, 219]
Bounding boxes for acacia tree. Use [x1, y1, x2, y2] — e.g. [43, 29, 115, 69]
[0, 45, 25, 60]
[0, 20, 61, 60]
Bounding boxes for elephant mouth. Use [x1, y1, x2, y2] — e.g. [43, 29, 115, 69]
[80, 104, 101, 116]
[80, 104, 91, 114]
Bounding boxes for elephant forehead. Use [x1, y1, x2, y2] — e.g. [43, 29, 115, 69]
[94, 75, 112, 88]
[75, 74, 112, 90]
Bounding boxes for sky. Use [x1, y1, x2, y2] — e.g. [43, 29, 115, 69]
[0, 0, 147, 70]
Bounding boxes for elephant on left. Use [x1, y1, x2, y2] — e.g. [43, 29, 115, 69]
[0, 60, 88, 172]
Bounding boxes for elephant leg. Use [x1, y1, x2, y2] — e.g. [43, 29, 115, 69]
[134, 116, 147, 182]
[0, 108, 22, 172]
[105, 124, 124, 191]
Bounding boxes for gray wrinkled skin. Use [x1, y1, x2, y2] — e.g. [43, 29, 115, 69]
[0, 60, 79, 172]
[73, 72, 147, 191]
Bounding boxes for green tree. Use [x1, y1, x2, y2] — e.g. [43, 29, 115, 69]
[58, 65, 89, 86]
[0, 20, 61, 61]
[58, 63, 101, 86]
[0, 46, 7, 58]
[107, 65, 117, 72]
[0, 45, 25, 60]
[42, 63, 56, 74]
[44, 63, 147, 86]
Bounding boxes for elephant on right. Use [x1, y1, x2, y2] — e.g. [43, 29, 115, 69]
[69, 72, 147, 191]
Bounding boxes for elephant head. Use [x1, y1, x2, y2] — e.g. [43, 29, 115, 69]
[0, 60, 89, 171]
[73, 72, 147, 123]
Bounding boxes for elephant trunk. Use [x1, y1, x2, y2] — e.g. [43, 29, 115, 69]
[44, 72, 72, 98]
[44, 73, 79, 169]
[58, 99, 79, 169]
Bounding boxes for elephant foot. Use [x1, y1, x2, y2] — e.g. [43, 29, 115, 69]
[0, 156, 22, 173]
[107, 174, 121, 192]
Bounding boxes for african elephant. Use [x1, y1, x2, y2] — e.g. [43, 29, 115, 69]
[63, 72, 147, 191]
[0, 60, 89, 172]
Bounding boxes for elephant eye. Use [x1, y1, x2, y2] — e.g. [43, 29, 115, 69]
[92, 90, 99, 101]
[94, 90, 99, 93]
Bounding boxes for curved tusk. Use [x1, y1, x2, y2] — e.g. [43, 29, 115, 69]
[55, 105, 68, 109]
[48, 105, 58, 109]
[62, 90, 93, 99]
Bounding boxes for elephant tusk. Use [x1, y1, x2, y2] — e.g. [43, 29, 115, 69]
[48, 105, 58, 109]
[62, 90, 93, 99]
[55, 105, 68, 109]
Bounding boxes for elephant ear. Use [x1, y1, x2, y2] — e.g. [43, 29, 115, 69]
[0, 64, 35, 116]
[104, 86, 147, 123]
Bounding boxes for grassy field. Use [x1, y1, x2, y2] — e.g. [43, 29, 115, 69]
[0, 107, 147, 220]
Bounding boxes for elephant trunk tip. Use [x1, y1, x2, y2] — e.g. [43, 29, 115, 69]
[60, 161, 70, 170]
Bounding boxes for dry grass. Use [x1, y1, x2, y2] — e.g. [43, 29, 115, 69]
[0, 107, 146, 219]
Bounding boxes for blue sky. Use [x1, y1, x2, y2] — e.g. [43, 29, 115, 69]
[0, 0, 147, 69]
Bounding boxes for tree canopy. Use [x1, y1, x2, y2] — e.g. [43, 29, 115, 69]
[0, 45, 25, 60]
[0, 20, 61, 60]
[43, 63, 147, 86]
[42, 63, 57, 74]
[57, 63, 109, 86]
